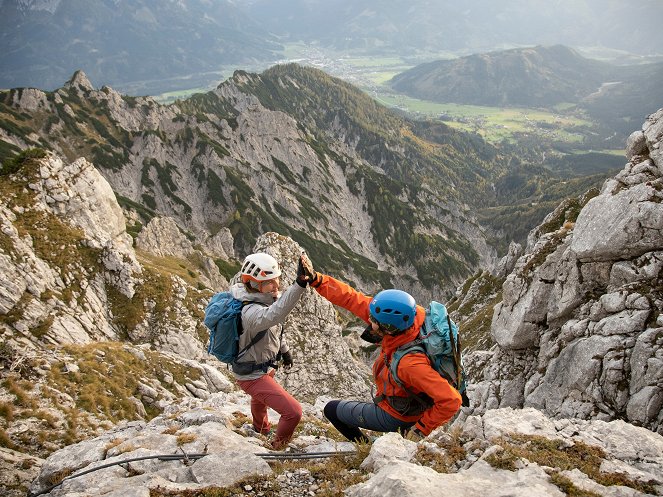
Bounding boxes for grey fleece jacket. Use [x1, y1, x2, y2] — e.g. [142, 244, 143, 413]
[229, 281, 306, 380]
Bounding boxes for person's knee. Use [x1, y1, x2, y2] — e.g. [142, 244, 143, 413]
[283, 400, 302, 422]
[323, 400, 340, 422]
[293, 402, 303, 422]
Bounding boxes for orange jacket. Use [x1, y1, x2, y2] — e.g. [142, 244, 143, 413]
[312, 274, 462, 435]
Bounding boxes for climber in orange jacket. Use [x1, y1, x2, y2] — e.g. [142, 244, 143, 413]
[300, 267, 462, 442]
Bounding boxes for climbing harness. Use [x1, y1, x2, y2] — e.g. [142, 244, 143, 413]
[28, 449, 357, 497]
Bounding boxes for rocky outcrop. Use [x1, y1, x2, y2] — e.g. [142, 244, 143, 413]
[466, 108, 663, 434]
[135, 216, 229, 289]
[0, 153, 139, 347]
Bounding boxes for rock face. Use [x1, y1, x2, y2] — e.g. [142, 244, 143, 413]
[135, 216, 229, 289]
[466, 108, 663, 434]
[0, 153, 139, 346]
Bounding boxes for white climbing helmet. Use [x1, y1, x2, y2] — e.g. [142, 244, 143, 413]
[240, 253, 282, 283]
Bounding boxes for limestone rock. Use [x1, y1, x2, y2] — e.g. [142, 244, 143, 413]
[135, 216, 229, 290]
[136, 216, 194, 258]
[346, 460, 566, 497]
[64, 70, 95, 92]
[28, 402, 663, 497]
[360, 432, 417, 472]
[469, 108, 663, 434]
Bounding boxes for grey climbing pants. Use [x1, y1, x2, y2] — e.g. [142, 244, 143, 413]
[323, 400, 414, 442]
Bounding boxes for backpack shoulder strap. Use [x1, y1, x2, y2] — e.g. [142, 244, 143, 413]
[387, 339, 426, 388]
[235, 301, 269, 361]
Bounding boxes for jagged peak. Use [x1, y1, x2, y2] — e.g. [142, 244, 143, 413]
[64, 70, 94, 92]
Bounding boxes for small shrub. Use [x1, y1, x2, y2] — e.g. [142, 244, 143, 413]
[103, 438, 124, 455]
[0, 401, 15, 421]
[230, 411, 251, 429]
[20, 458, 37, 470]
[46, 467, 75, 487]
[0, 147, 47, 176]
[4, 377, 37, 408]
[415, 428, 467, 473]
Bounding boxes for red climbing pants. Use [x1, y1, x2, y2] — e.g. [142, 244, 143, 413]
[237, 370, 302, 449]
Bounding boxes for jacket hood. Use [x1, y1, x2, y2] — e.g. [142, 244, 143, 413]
[381, 325, 420, 356]
[229, 282, 278, 305]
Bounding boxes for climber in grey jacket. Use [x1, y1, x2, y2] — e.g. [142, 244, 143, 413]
[229, 251, 313, 450]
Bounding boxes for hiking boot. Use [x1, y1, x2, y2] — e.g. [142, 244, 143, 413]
[241, 423, 271, 439]
[270, 436, 293, 451]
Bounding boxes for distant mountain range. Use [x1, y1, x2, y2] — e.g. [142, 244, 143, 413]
[0, 0, 282, 94]
[390, 45, 663, 136]
[390, 46, 609, 107]
[2, 0, 663, 95]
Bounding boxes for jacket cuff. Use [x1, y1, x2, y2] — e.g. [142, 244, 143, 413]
[414, 422, 430, 435]
[310, 272, 323, 288]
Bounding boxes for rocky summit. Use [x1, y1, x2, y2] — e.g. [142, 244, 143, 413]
[1, 81, 663, 495]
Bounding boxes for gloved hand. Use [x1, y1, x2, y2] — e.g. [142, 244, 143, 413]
[404, 427, 425, 442]
[296, 253, 316, 287]
[281, 350, 293, 368]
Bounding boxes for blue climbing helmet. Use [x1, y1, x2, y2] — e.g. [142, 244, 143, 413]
[369, 289, 416, 333]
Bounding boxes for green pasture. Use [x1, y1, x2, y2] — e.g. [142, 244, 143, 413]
[153, 86, 211, 104]
[341, 56, 407, 68]
[375, 93, 592, 144]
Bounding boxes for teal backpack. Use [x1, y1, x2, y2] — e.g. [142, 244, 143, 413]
[204, 292, 270, 365]
[388, 301, 470, 410]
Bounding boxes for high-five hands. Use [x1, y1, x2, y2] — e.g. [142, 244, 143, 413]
[296, 252, 316, 287]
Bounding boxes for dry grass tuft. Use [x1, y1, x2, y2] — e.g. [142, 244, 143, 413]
[484, 434, 658, 495]
[176, 433, 197, 446]
[149, 474, 281, 496]
[230, 411, 251, 428]
[45, 467, 75, 486]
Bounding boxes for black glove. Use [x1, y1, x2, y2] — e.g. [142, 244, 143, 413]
[296, 253, 316, 287]
[281, 350, 293, 368]
[360, 325, 383, 344]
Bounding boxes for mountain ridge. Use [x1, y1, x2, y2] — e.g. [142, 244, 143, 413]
[1, 65, 506, 303]
[390, 44, 663, 140]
